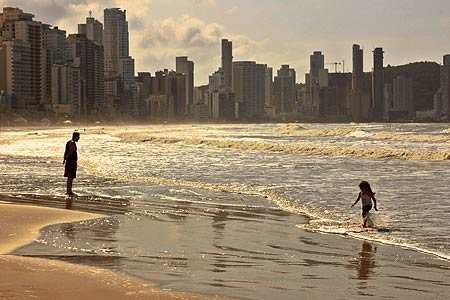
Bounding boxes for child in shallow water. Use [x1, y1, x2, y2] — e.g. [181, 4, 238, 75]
[351, 181, 378, 228]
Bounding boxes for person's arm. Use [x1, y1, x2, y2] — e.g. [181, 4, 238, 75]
[351, 193, 361, 207]
[63, 143, 68, 164]
[372, 195, 378, 211]
[63, 141, 75, 163]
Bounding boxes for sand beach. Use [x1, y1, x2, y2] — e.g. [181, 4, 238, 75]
[0, 202, 219, 300]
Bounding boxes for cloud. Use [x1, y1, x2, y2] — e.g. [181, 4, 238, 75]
[133, 14, 224, 81]
[225, 5, 239, 16]
[190, 0, 216, 6]
[0, 0, 266, 84]
[139, 15, 222, 49]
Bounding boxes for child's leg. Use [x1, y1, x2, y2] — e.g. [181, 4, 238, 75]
[362, 206, 371, 228]
[363, 216, 368, 228]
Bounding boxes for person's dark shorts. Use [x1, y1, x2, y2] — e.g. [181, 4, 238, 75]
[64, 160, 77, 178]
[362, 204, 372, 217]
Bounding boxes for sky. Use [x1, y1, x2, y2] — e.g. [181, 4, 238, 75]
[2, 0, 450, 85]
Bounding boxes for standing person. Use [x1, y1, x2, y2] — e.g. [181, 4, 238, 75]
[63, 132, 80, 197]
[351, 181, 378, 228]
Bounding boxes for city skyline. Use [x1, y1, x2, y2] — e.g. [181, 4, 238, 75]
[1, 0, 450, 85]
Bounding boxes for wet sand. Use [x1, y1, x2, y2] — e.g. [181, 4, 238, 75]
[0, 202, 220, 300]
[8, 198, 450, 300]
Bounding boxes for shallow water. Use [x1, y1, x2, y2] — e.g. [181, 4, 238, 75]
[1, 123, 450, 299]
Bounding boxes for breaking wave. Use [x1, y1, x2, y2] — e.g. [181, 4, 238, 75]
[373, 132, 450, 143]
[117, 134, 450, 161]
[276, 124, 450, 143]
[79, 158, 450, 261]
[297, 220, 450, 261]
[276, 124, 357, 137]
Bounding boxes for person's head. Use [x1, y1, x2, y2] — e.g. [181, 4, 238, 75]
[72, 131, 80, 142]
[359, 181, 374, 195]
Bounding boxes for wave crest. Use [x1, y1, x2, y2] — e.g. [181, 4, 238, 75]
[276, 124, 450, 143]
[118, 135, 450, 161]
[276, 124, 357, 137]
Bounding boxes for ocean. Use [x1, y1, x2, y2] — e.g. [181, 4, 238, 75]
[1, 123, 449, 299]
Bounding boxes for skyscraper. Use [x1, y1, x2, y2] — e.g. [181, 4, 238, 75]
[310, 51, 325, 77]
[176, 56, 194, 115]
[104, 8, 129, 76]
[265, 67, 273, 107]
[372, 47, 385, 120]
[103, 8, 136, 114]
[78, 13, 103, 46]
[222, 39, 233, 91]
[42, 25, 71, 109]
[0, 40, 32, 109]
[0, 7, 44, 108]
[392, 76, 414, 118]
[67, 34, 104, 116]
[305, 51, 327, 116]
[233, 61, 267, 120]
[439, 55, 450, 120]
[352, 44, 364, 91]
[274, 65, 296, 114]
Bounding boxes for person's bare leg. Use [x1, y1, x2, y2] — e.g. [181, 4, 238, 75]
[67, 178, 74, 195]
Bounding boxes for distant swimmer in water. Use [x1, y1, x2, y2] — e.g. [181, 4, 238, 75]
[63, 131, 80, 198]
[351, 181, 378, 228]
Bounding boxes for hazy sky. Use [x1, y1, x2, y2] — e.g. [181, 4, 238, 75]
[2, 0, 450, 84]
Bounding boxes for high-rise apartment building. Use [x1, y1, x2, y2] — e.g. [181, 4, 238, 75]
[274, 65, 296, 114]
[310, 51, 325, 77]
[67, 34, 104, 116]
[372, 47, 385, 120]
[221, 39, 233, 91]
[304, 51, 327, 116]
[392, 76, 414, 117]
[265, 67, 273, 108]
[176, 56, 194, 115]
[233, 61, 267, 119]
[438, 55, 450, 120]
[0, 40, 32, 109]
[350, 44, 369, 121]
[352, 44, 364, 91]
[0, 7, 44, 109]
[103, 8, 136, 114]
[148, 69, 186, 119]
[44, 26, 69, 65]
[51, 62, 81, 115]
[78, 14, 103, 46]
[42, 25, 71, 108]
[104, 8, 129, 76]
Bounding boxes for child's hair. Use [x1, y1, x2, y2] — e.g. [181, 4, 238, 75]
[359, 181, 375, 196]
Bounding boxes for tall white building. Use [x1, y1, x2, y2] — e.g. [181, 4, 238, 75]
[176, 56, 194, 115]
[103, 8, 136, 114]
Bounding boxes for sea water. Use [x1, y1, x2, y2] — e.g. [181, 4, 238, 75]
[1, 123, 449, 298]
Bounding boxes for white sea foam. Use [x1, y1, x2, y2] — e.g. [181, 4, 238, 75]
[346, 130, 373, 138]
[116, 134, 450, 161]
[297, 221, 450, 261]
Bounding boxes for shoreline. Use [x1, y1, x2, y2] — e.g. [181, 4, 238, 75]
[0, 202, 222, 300]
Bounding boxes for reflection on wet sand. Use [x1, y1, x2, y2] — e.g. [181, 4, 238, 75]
[8, 190, 450, 300]
[65, 196, 73, 209]
[356, 241, 377, 281]
[14, 214, 123, 270]
[0, 193, 131, 215]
